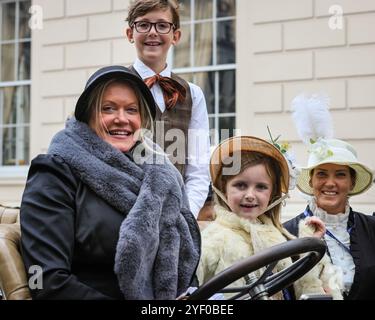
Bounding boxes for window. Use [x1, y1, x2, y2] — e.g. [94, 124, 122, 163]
[172, 0, 236, 146]
[0, 0, 31, 167]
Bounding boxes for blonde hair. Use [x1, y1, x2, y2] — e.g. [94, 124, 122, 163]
[87, 78, 154, 142]
[215, 151, 290, 238]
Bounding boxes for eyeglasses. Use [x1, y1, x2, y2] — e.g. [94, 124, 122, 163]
[132, 21, 175, 34]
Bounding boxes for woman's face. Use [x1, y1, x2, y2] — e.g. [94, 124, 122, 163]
[90, 82, 141, 152]
[310, 163, 354, 214]
[226, 164, 273, 221]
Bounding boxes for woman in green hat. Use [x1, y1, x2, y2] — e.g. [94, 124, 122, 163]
[284, 94, 375, 300]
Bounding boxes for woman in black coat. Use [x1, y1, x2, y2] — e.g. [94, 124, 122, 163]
[284, 138, 375, 300]
[20, 66, 200, 300]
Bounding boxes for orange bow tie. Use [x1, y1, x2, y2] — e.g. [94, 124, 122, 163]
[144, 74, 186, 110]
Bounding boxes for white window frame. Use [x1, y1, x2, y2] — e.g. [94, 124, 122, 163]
[0, 0, 31, 177]
[170, 0, 236, 146]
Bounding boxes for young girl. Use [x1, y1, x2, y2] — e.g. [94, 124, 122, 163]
[196, 136, 343, 300]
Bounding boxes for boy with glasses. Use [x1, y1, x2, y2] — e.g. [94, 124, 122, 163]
[125, 0, 210, 218]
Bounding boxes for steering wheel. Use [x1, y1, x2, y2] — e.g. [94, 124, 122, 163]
[188, 237, 326, 300]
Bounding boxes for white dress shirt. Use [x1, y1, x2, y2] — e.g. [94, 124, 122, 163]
[133, 58, 210, 218]
[309, 198, 355, 294]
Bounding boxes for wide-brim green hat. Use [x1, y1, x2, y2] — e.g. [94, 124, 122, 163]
[297, 138, 374, 196]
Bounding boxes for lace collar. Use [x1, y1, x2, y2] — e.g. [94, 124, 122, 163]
[308, 197, 350, 225]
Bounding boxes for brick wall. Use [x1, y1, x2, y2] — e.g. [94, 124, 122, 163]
[30, 0, 135, 157]
[237, 0, 375, 218]
[0, 0, 135, 205]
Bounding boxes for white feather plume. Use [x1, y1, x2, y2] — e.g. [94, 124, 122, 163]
[291, 93, 334, 144]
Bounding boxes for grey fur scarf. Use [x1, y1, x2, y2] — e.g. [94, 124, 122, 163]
[48, 118, 201, 299]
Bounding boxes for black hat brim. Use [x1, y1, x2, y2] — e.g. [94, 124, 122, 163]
[75, 65, 156, 123]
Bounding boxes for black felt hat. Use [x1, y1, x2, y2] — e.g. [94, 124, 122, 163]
[75, 65, 156, 123]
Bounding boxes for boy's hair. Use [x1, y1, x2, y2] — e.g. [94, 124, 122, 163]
[127, 0, 181, 29]
[216, 151, 289, 238]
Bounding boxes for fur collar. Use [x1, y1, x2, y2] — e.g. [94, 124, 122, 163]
[214, 205, 289, 255]
[48, 118, 200, 299]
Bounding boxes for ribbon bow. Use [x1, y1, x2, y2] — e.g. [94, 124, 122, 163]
[309, 138, 334, 161]
[144, 74, 187, 110]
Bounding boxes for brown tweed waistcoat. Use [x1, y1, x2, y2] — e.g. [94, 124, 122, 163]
[129, 66, 193, 178]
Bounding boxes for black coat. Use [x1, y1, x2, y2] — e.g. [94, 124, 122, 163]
[20, 155, 124, 299]
[284, 207, 375, 300]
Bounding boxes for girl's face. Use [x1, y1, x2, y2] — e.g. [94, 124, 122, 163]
[310, 163, 354, 214]
[226, 164, 273, 221]
[90, 82, 141, 152]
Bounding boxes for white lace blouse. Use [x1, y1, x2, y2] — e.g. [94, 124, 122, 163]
[309, 198, 355, 294]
